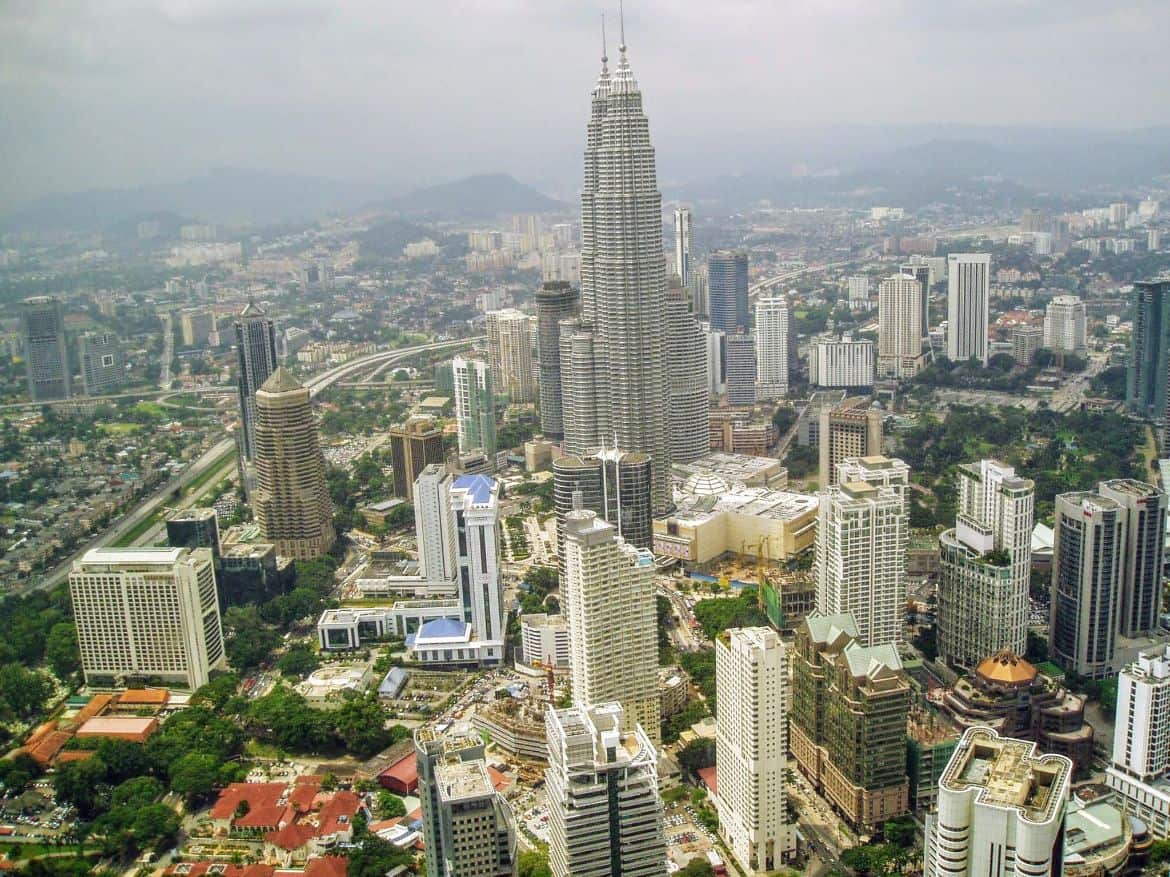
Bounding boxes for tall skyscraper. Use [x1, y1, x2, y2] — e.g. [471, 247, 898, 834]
[558, 321, 602, 454]
[561, 508, 659, 743]
[69, 547, 225, 690]
[234, 301, 278, 462]
[1043, 294, 1087, 354]
[416, 727, 517, 877]
[664, 278, 709, 463]
[716, 627, 794, 874]
[708, 249, 750, 333]
[937, 460, 1034, 669]
[724, 331, 757, 406]
[946, 253, 991, 365]
[1105, 645, 1170, 838]
[1128, 278, 1170, 449]
[567, 33, 672, 513]
[448, 474, 506, 665]
[815, 477, 907, 648]
[20, 296, 71, 401]
[673, 205, 693, 291]
[877, 273, 924, 378]
[77, 331, 124, 396]
[252, 367, 335, 560]
[1102, 479, 1167, 638]
[755, 296, 796, 399]
[485, 308, 536, 403]
[452, 356, 497, 459]
[924, 728, 1071, 877]
[545, 702, 666, 877]
[817, 396, 883, 487]
[414, 464, 457, 585]
[552, 449, 653, 562]
[390, 417, 446, 502]
[836, 455, 911, 515]
[535, 281, 580, 438]
[899, 263, 931, 337]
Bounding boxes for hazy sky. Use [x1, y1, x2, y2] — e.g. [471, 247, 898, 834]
[3, 0, 1170, 206]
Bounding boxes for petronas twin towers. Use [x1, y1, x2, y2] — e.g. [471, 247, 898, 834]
[564, 27, 705, 514]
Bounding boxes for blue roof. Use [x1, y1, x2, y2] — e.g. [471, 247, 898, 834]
[416, 617, 469, 639]
[453, 474, 496, 505]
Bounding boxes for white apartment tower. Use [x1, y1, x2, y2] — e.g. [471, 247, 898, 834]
[716, 627, 794, 874]
[925, 727, 1071, 877]
[664, 278, 710, 463]
[847, 275, 870, 303]
[673, 206, 693, 291]
[1042, 295, 1087, 355]
[452, 356, 497, 458]
[485, 308, 536, 403]
[561, 508, 659, 743]
[414, 464, 458, 585]
[938, 460, 1034, 669]
[545, 703, 667, 877]
[449, 475, 506, 665]
[1106, 645, 1170, 838]
[946, 254, 991, 365]
[836, 455, 911, 516]
[69, 547, 225, 690]
[809, 335, 874, 388]
[814, 478, 907, 648]
[755, 296, 796, 399]
[877, 274, 924, 378]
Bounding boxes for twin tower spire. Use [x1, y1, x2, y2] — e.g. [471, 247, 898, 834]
[595, 3, 636, 97]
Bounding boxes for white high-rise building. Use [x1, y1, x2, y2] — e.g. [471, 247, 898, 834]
[414, 464, 457, 585]
[836, 455, 911, 515]
[1106, 645, 1170, 838]
[1042, 295, 1087, 354]
[449, 475, 506, 665]
[925, 727, 1071, 877]
[755, 297, 796, 399]
[716, 627, 794, 874]
[705, 325, 727, 395]
[545, 703, 666, 877]
[452, 356, 497, 458]
[847, 275, 870, 303]
[69, 547, 225, 690]
[946, 254, 991, 365]
[877, 274, 924, 378]
[485, 308, 536, 403]
[809, 335, 874, 388]
[814, 477, 907, 648]
[664, 280, 710, 463]
[938, 460, 1034, 669]
[561, 508, 659, 743]
[674, 206, 693, 291]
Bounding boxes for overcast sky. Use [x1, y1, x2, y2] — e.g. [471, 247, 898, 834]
[3, 0, 1170, 207]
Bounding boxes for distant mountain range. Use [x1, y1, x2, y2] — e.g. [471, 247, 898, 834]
[379, 173, 565, 220]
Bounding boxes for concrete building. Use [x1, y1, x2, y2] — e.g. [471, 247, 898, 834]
[78, 332, 124, 395]
[708, 249, 750, 333]
[924, 727, 1072, 877]
[938, 460, 1034, 669]
[835, 455, 911, 515]
[535, 281, 579, 439]
[485, 308, 536, 403]
[900, 262, 932, 336]
[252, 368, 335, 560]
[545, 703, 666, 877]
[664, 278, 710, 463]
[1043, 295, 1087, 355]
[21, 296, 71, 401]
[520, 613, 571, 668]
[1129, 278, 1170, 449]
[818, 397, 883, 487]
[416, 727, 516, 877]
[414, 464, 458, 585]
[1101, 478, 1167, 638]
[180, 308, 214, 347]
[755, 296, 796, 399]
[814, 477, 906, 648]
[316, 602, 461, 650]
[390, 418, 446, 503]
[790, 612, 910, 830]
[453, 357, 497, 460]
[561, 509, 659, 744]
[715, 627, 794, 874]
[234, 301, 278, 463]
[552, 448, 653, 564]
[558, 320, 603, 455]
[906, 708, 961, 814]
[946, 254, 991, 365]
[847, 275, 870, 304]
[69, 547, 225, 690]
[809, 335, 874, 389]
[674, 206, 693, 293]
[1011, 325, 1043, 365]
[725, 331, 757, 406]
[448, 475, 506, 665]
[1106, 644, 1170, 838]
[165, 507, 221, 555]
[878, 274, 924, 378]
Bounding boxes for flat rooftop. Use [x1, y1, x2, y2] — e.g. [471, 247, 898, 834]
[79, 546, 185, 567]
[435, 759, 494, 804]
[943, 728, 1070, 824]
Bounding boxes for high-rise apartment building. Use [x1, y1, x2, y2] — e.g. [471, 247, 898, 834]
[705, 325, 727, 396]
[416, 727, 517, 877]
[179, 308, 214, 347]
[21, 296, 71, 401]
[924, 727, 1071, 877]
[755, 296, 796, 399]
[664, 278, 709, 463]
[414, 464, 457, 585]
[1011, 325, 1043, 364]
[946, 254, 991, 365]
[561, 508, 659, 743]
[452, 357, 497, 459]
[937, 460, 1034, 669]
[448, 475, 506, 665]
[390, 417, 446, 503]
[716, 627, 794, 874]
[817, 396, 883, 487]
[809, 335, 874, 388]
[1043, 295, 1087, 354]
[69, 547, 225, 690]
[234, 301, 278, 462]
[878, 274, 924, 378]
[847, 275, 870, 304]
[815, 477, 907, 648]
[252, 367, 335, 560]
[552, 449, 652, 561]
[725, 331, 757, 406]
[566, 35, 673, 513]
[708, 250, 750, 333]
[1102, 479, 1167, 638]
[77, 331, 124, 395]
[674, 206, 693, 292]
[545, 702, 666, 877]
[1128, 278, 1170, 448]
[835, 455, 911, 515]
[535, 281, 580, 438]
[790, 612, 910, 830]
[485, 308, 536, 403]
[900, 263, 932, 336]
[1106, 645, 1170, 838]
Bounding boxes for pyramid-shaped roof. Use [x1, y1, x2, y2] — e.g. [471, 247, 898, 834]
[259, 366, 304, 394]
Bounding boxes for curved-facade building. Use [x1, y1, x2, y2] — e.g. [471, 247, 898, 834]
[553, 449, 652, 574]
[535, 282, 579, 438]
[664, 278, 709, 463]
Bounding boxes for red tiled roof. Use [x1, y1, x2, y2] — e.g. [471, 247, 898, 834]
[210, 783, 290, 829]
[24, 730, 72, 766]
[55, 750, 96, 763]
[266, 821, 317, 852]
[302, 857, 347, 877]
[316, 791, 360, 837]
[697, 766, 718, 795]
[378, 754, 417, 787]
[164, 864, 275, 877]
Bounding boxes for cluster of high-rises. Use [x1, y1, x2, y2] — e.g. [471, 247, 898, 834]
[17, 295, 127, 400]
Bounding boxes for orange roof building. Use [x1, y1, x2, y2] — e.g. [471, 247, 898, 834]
[75, 715, 159, 744]
[975, 650, 1038, 688]
[115, 688, 170, 708]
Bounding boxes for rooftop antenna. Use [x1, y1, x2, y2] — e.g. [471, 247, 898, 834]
[619, 0, 626, 52]
[601, 13, 608, 67]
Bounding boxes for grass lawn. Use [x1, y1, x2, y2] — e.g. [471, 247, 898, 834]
[244, 740, 284, 759]
[134, 401, 167, 418]
[98, 422, 142, 435]
[0, 842, 96, 859]
[111, 510, 163, 547]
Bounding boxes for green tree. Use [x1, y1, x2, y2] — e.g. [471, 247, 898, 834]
[344, 833, 414, 877]
[53, 755, 111, 818]
[678, 858, 715, 877]
[45, 621, 81, 679]
[332, 695, 408, 759]
[0, 663, 51, 720]
[131, 803, 180, 851]
[168, 752, 221, 803]
[277, 644, 321, 678]
[517, 849, 553, 877]
[110, 776, 164, 809]
[376, 790, 407, 819]
[0, 752, 42, 793]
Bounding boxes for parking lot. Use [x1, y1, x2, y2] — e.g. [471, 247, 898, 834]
[663, 803, 718, 867]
